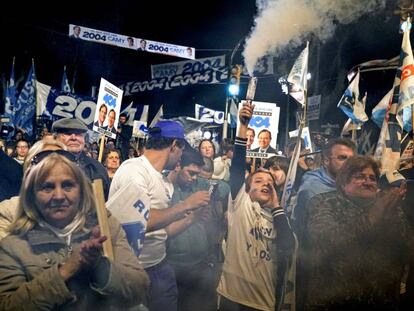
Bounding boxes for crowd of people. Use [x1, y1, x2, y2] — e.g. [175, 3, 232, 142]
[0, 103, 414, 311]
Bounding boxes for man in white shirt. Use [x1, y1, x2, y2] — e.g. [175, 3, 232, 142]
[109, 120, 210, 311]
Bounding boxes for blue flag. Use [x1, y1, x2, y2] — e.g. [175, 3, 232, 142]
[61, 66, 71, 93]
[4, 58, 17, 125]
[14, 61, 37, 136]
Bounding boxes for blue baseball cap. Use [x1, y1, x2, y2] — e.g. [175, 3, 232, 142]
[149, 120, 185, 140]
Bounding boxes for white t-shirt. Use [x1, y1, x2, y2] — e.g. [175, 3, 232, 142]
[109, 155, 173, 268]
[217, 185, 276, 311]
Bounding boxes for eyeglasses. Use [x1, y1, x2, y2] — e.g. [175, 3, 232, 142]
[31, 150, 77, 165]
[330, 155, 350, 162]
[351, 174, 377, 183]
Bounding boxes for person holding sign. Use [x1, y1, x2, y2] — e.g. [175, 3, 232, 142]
[217, 103, 295, 311]
[0, 152, 149, 310]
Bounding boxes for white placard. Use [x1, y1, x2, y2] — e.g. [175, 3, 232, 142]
[93, 78, 123, 139]
[238, 100, 280, 150]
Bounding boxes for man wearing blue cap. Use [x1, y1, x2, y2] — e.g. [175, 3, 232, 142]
[109, 120, 210, 311]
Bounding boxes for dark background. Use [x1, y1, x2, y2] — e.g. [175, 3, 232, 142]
[0, 0, 408, 147]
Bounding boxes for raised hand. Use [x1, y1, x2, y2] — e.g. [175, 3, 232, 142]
[183, 190, 211, 212]
[239, 102, 255, 126]
[58, 227, 107, 281]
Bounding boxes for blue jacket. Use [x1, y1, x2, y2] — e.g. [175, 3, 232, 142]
[292, 167, 336, 241]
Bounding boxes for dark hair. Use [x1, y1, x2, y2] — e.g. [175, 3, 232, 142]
[245, 169, 277, 193]
[198, 139, 216, 157]
[336, 155, 380, 191]
[119, 113, 129, 121]
[220, 139, 234, 156]
[103, 149, 122, 167]
[263, 155, 289, 174]
[145, 136, 185, 150]
[322, 137, 356, 160]
[201, 156, 214, 173]
[247, 128, 255, 136]
[180, 147, 204, 168]
[99, 104, 108, 113]
[258, 129, 272, 140]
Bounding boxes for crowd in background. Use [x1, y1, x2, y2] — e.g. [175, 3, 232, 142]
[0, 106, 414, 311]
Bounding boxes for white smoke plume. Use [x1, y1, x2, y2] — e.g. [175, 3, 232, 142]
[243, 0, 386, 75]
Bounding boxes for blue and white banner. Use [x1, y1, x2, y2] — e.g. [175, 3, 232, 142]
[195, 104, 225, 125]
[69, 24, 195, 60]
[151, 54, 274, 80]
[15, 62, 36, 136]
[151, 55, 225, 79]
[36, 81, 147, 130]
[120, 67, 228, 96]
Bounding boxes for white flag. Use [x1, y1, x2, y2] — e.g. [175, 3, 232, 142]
[287, 42, 309, 107]
[149, 105, 164, 128]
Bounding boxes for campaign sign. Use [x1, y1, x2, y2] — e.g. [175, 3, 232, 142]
[238, 100, 280, 151]
[94, 78, 123, 139]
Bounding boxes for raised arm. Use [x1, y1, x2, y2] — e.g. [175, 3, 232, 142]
[229, 103, 254, 199]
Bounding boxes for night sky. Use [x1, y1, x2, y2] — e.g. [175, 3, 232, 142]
[0, 0, 407, 146]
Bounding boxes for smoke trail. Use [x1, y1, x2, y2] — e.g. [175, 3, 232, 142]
[243, 0, 386, 75]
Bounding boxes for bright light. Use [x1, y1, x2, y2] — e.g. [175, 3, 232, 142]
[401, 20, 412, 32]
[203, 130, 212, 139]
[307, 73, 312, 80]
[228, 84, 240, 96]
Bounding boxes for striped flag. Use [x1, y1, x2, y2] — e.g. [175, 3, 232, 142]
[374, 20, 412, 185]
[14, 60, 37, 136]
[61, 66, 72, 93]
[287, 42, 309, 107]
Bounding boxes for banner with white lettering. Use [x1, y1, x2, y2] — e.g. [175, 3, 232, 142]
[120, 68, 228, 96]
[195, 104, 225, 125]
[36, 81, 147, 131]
[94, 78, 123, 139]
[69, 24, 195, 60]
[151, 55, 226, 79]
[122, 56, 273, 96]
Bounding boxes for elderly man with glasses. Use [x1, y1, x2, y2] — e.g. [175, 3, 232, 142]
[298, 155, 412, 310]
